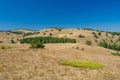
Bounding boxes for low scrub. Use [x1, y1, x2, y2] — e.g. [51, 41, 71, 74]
[111, 52, 120, 56]
[30, 43, 45, 48]
[92, 32, 99, 38]
[86, 40, 92, 45]
[78, 34, 85, 38]
[11, 39, 15, 44]
[0, 45, 5, 50]
[60, 61, 103, 69]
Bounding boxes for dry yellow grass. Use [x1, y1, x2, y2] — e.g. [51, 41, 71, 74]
[0, 43, 120, 80]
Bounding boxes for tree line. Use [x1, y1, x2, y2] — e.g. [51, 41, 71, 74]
[20, 36, 76, 44]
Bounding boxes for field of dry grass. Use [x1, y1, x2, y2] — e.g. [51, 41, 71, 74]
[0, 28, 120, 80]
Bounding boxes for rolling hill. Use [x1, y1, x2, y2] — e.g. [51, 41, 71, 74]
[0, 28, 120, 80]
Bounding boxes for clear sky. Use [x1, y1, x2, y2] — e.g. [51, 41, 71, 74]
[0, 0, 120, 31]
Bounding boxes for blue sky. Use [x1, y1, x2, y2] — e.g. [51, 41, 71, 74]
[0, 0, 120, 31]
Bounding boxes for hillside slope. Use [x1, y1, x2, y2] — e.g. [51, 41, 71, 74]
[0, 28, 120, 80]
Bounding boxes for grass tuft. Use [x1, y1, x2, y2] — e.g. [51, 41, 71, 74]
[60, 61, 103, 69]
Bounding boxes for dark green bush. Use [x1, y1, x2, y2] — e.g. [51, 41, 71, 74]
[30, 43, 45, 48]
[78, 34, 85, 38]
[0, 41, 3, 43]
[82, 48, 84, 51]
[92, 32, 99, 38]
[95, 39, 97, 43]
[98, 32, 101, 36]
[49, 33, 52, 36]
[11, 39, 15, 44]
[86, 40, 92, 45]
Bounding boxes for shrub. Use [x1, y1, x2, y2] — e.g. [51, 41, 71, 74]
[82, 48, 84, 51]
[11, 39, 15, 44]
[92, 32, 99, 38]
[51, 29, 54, 31]
[49, 33, 52, 36]
[69, 33, 73, 35]
[76, 47, 79, 49]
[98, 32, 101, 36]
[99, 42, 108, 48]
[110, 40, 113, 43]
[56, 28, 62, 31]
[43, 33, 46, 35]
[106, 33, 108, 36]
[0, 45, 4, 50]
[78, 34, 85, 38]
[30, 43, 45, 48]
[111, 52, 120, 56]
[60, 61, 103, 69]
[95, 39, 97, 43]
[0, 41, 3, 43]
[86, 40, 92, 45]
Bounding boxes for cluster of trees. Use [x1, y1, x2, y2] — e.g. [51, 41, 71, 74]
[10, 31, 23, 35]
[9, 31, 40, 36]
[23, 32, 40, 36]
[20, 37, 76, 44]
[20, 37, 76, 48]
[99, 42, 120, 50]
[82, 28, 94, 31]
[109, 32, 120, 36]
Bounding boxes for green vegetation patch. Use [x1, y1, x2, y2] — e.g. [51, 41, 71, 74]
[60, 61, 103, 69]
[30, 43, 45, 48]
[99, 42, 120, 50]
[111, 52, 120, 56]
[20, 36, 76, 44]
